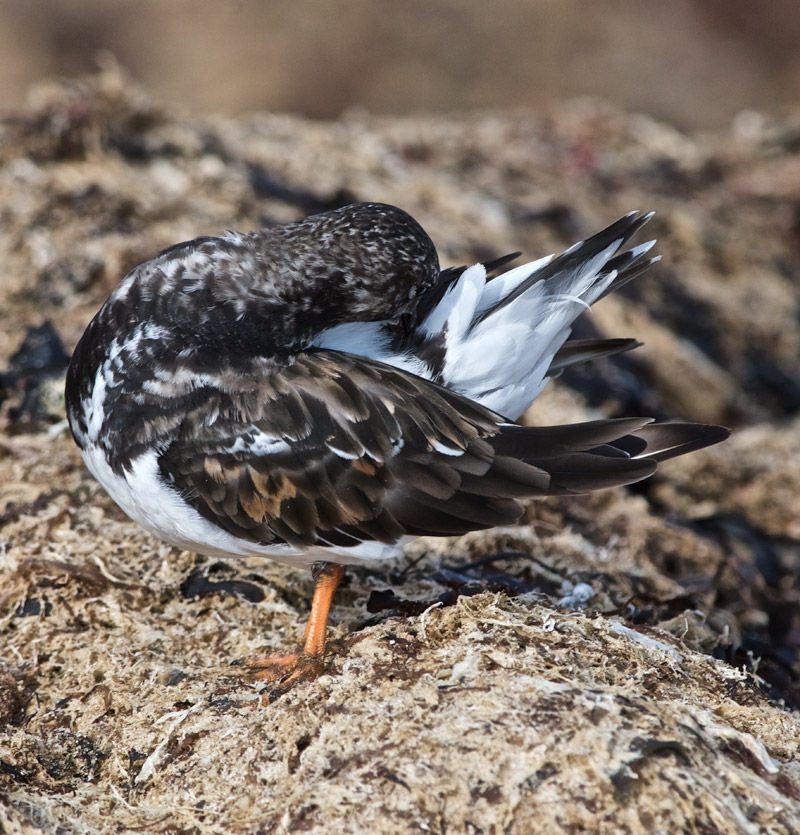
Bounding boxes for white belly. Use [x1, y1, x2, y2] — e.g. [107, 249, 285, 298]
[80, 444, 409, 568]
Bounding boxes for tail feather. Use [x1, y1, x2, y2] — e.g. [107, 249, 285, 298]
[606, 422, 731, 463]
[476, 211, 654, 324]
[549, 337, 641, 372]
[414, 251, 522, 324]
[595, 249, 660, 302]
[415, 211, 658, 419]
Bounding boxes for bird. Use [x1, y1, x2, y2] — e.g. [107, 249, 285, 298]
[65, 202, 729, 686]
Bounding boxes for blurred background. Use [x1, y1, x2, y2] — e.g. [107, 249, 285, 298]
[0, 0, 798, 129]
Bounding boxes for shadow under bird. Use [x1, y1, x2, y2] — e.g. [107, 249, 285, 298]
[65, 202, 729, 685]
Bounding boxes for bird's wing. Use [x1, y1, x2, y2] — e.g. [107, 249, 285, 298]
[157, 350, 552, 550]
[158, 350, 728, 552]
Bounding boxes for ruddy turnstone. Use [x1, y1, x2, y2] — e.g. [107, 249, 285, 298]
[65, 202, 728, 684]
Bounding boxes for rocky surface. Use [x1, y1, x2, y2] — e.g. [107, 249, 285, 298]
[1, 65, 799, 833]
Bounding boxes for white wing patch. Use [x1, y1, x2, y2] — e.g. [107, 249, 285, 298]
[224, 431, 292, 456]
[82, 369, 108, 445]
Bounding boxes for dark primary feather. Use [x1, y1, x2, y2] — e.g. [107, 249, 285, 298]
[605, 422, 730, 463]
[549, 338, 642, 372]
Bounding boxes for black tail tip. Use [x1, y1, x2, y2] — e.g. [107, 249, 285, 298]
[635, 422, 731, 463]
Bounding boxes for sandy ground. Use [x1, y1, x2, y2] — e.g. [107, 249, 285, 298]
[1, 66, 799, 833]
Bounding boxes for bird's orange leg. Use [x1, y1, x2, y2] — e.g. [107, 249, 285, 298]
[242, 562, 345, 685]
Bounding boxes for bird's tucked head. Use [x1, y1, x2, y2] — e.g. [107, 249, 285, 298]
[111, 202, 439, 359]
[260, 201, 440, 323]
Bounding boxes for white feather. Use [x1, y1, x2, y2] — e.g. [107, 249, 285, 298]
[421, 239, 629, 419]
[627, 240, 656, 261]
[313, 321, 428, 378]
[420, 263, 486, 340]
[473, 254, 554, 316]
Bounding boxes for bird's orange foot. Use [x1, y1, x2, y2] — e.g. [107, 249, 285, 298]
[240, 649, 325, 685]
[235, 562, 345, 699]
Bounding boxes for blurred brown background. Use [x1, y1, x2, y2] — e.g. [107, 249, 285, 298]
[0, 0, 798, 128]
